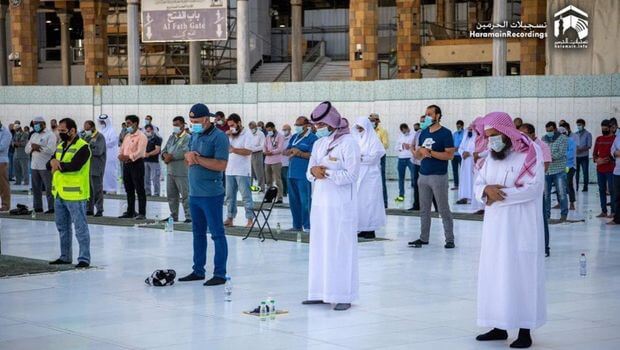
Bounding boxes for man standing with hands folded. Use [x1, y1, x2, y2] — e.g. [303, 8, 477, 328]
[118, 115, 148, 220]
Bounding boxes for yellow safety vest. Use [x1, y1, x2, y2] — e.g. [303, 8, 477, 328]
[52, 138, 91, 201]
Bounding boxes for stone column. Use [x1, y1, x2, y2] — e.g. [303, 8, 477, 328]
[445, 0, 454, 37]
[0, 2, 8, 85]
[520, 0, 546, 75]
[236, 0, 250, 83]
[80, 0, 109, 85]
[349, 0, 378, 81]
[492, 0, 507, 76]
[57, 12, 72, 85]
[396, 0, 421, 79]
[290, 0, 302, 82]
[189, 41, 202, 84]
[9, 0, 39, 85]
[127, 0, 140, 85]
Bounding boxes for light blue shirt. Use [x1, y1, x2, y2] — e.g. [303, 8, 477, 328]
[452, 129, 464, 156]
[566, 136, 576, 169]
[611, 136, 620, 175]
[0, 125, 12, 163]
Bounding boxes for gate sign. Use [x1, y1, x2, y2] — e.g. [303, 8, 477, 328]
[141, 0, 228, 42]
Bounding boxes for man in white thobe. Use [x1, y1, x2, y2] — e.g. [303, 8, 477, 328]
[353, 117, 386, 239]
[456, 126, 476, 204]
[473, 112, 546, 349]
[303, 101, 360, 311]
[97, 114, 119, 193]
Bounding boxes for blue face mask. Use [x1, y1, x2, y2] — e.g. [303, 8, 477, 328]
[267, 131, 274, 137]
[34, 124, 42, 133]
[126, 126, 134, 134]
[315, 127, 332, 138]
[577, 125, 584, 132]
[546, 131, 555, 138]
[191, 123, 204, 134]
[294, 126, 304, 134]
[173, 126, 182, 134]
[420, 115, 434, 130]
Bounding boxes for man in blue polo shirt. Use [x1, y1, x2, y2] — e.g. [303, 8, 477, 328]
[284, 116, 318, 231]
[409, 104, 456, 249]
[178, 103, 230, 286]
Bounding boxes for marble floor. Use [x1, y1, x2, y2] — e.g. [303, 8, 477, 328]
[0, 181, 619, 350]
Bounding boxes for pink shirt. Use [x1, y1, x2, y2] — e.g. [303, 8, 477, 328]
[120, 130, 148, 162]
[264, 132, 285, 165]
[535, 138, 552, 163]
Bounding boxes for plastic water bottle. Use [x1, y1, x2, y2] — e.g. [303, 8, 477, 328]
[579, 253, 587, 276]
[269, 299, 276, 320]
[276, 223, 281, 235]
[166, 216, 174, 233]
[31, 210, 36, 219]
[296, 231, 302, 243]
[224, 277, 232, 302]
[259, 301, 267, 321]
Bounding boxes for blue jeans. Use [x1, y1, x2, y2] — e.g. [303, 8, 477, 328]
[54, 198, 90, 263]
[597, 171, 616, 214]
[225, 175, 253, 220]
[576, 156, 589, 190]
[451, 155, 461, 187]
[544, 172, 569, 218]
[380, 155, 387, 208]
[190, 195, 227, 278]
[397, 158, 414, 197]
[289, 177, 311, 230]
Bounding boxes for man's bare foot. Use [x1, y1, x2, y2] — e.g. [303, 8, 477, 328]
[224, 218, 233, 227]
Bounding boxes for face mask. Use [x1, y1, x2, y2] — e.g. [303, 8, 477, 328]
[546, 131, 555, 138]
[402, 130, 409, 135]
[59, 132, 70, 142]
[602, 130, 610, 136]
[216, 120, 224, 126]
[457, 126, 463, 131]
[146, 132, 153, 138]
[267, 131, 274, 137]
[489, 135, 506, 152]
[283, 130, 290, 137]
[230, 127, 238, 134]
[251, 128, 257, 134]
[84, 130, 92, 137]
[13, 124, 20, 130]
[420, 116, 434, 130]
[34, 124, 42, 133]
[173, 126, 182, 134]
[467, 131, 473, 138]
[192, 124, 204, 134]
[126, 126, 134, 134]
[294, 126, 304, 134]
[315, 126, 332, 138]
[145, 120, 151, 125]
[577, 125, 584, 132]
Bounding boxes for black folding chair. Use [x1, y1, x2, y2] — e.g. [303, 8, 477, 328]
[243, 186, 279, 242]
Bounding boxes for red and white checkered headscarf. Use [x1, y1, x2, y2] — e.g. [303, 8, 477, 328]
[479, 112, 538, 187]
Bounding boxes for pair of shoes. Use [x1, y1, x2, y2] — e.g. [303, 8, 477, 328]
[444, 242, 456, 249]
[44, 209, 55, 214]
[559, 215, 568, 222]
[357, 231, 376, 239]
[184, 219, 192, 224]
[49, 258, 71, 265]
[134, 215, 146, 220]
[204, 276, 226, 286]
[178, 273, 205, 282]
[302, 300, 327, 305]
[334, 303, 351, 311]
[450, 187, 458, 191]
[118, 212, 136, 219]
[34, 208, 43, 213]
[75, 261, 90, 268]
[476, 328, 508, 341]
[407, 206, 420, 211]
[86, 211, 94, 216]
[408, 239, 429, 248]
[94, 212, 103, 217]
[395, 196, 405, 202]
[275, 199, 283, 204]
[596, 213, 608, 218]
[456, 199, 468, 205]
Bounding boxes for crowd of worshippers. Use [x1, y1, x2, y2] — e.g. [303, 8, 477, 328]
[1, 110, 620, 234]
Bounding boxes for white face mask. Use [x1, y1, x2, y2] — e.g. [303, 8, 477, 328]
[489, 135, 506, 152]
[230, 127, 238, 134]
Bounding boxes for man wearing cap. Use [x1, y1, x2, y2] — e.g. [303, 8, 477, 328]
[26, 117, 58, 214]
[303, 101, 361, 311]
[12, 122, 30, 187]
[178, 103, 231, 286]
[369, 113, 388, 208]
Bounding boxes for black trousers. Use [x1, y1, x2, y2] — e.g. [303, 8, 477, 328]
[451, 156, 461, 187]
[123, 158, 147, 216]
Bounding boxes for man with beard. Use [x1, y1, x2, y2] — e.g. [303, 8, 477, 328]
[474, 112, 546, 349]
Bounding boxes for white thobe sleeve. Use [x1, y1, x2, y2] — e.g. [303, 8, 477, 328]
[494, 159, 545, 207]
[361, 147, 385, 165]
[306, 147, 320, 183]
[325, 141, 361, 186]
[473, 161, 489, 204]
